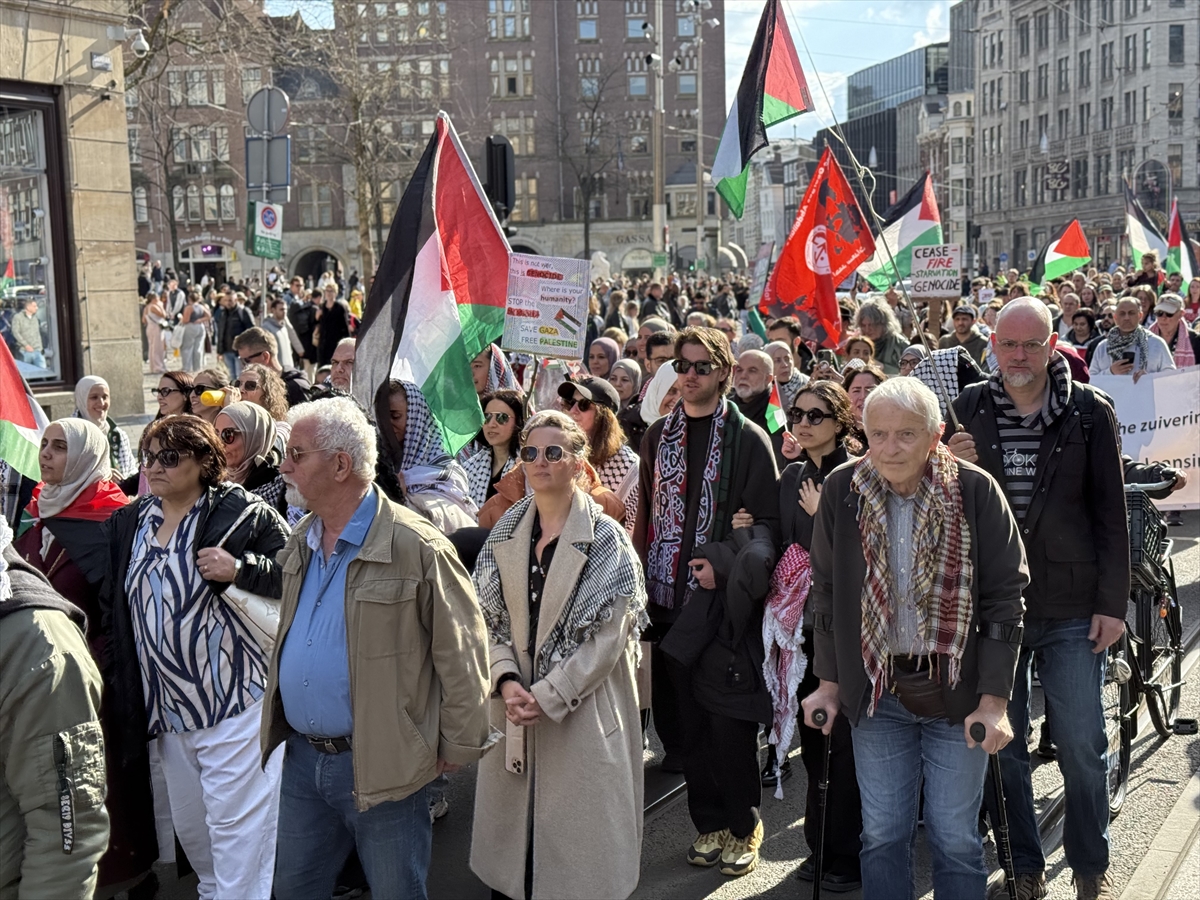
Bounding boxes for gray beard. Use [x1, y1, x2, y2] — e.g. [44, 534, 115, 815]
[734, 384, 762, 401]
[284, 485, 309, 510]
[1003, 370, 1035, 388]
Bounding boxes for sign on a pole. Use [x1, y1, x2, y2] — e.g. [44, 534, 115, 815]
[246, 87, 290, 135]
[245, 136, 292, 204]
[501, 253, 590, 360]
[998, 252, 1009, 264]
[911, 244, 962, 298]
[651, 252, 669, 268]
[749, 241, 775, 307]
[245, 201, 283, 259]
[1028, 249, 1038, 261]
[978, 288, 996, 306]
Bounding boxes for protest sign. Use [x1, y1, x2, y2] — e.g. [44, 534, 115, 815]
[749, 241, 775, 307]
[1092, 366, 1200, 510]
[501, 253, 590, 360]
[912, 244, 961, 331]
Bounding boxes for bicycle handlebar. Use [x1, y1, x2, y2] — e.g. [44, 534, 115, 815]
[1124, 479, 1177, 493]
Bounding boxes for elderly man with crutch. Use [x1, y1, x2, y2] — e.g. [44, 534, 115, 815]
[802, 377, 1029, 899]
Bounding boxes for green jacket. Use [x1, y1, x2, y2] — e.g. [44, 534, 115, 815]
[0, 551, 109, 900]
[260, 489, 498, 811]
[9, 312, 41, 354]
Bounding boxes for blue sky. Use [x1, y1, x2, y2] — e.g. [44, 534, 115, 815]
[265, 0, 953, 140]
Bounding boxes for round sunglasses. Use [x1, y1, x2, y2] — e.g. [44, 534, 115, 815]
[233, 379, 260, 392]
[787, 407, 830, 426]
[483, 411, 512, 425]
[562, 396, 593, 413]
[219, 427, 242, 445]
[519, 445, 567, 463]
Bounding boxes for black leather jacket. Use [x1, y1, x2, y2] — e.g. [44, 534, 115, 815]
[99, 483, 289, 764]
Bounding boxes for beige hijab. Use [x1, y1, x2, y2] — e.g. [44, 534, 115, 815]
[220, 401, 277, 484]
[36, 419, 110, 519]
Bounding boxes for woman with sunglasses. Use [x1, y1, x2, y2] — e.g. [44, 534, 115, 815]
[471, 411, 648, 900]
[731, 381, 863, 892]
[557, 376, 640, 533]
[234, 364, 290, 453]
[14, 419, 160, 897]
[463, 389, 526, 508]
[101, 415, 289, 900]
[150, 370, 194, 419]
[213, 402, 287, 516]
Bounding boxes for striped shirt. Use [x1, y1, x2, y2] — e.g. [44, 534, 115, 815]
[885, 490, 923, 655]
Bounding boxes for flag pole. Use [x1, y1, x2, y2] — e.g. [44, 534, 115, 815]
[789, 10, 962, 431]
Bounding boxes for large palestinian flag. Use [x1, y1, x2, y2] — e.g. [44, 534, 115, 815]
[354, 112, 511, 456]
[1125, 181, 1168, 269]
[1028, 219, 1091, 289]
[712, 0, 812, 218]
[1166, 198, 1197, 284]
[0, 340, 49, 481]
[857, 172, 942, 290]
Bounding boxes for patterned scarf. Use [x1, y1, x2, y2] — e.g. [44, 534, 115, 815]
[988, 351, 1072, 430]
[398, 381, 478, 515]
[762, 542, 811, 784]
[474, 495, 648, 681]
[1150, 319, 1196, 368]
[646, 397, 728, 608]
[851, 444, 973, 716]
[1105, 324, 1150, 366]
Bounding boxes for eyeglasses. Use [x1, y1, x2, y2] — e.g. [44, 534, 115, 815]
[189, 384, 217, 396]
[234, 380, 260, 392]
[219, 428, 241, 445]
[286, 446, 338, 463]
[995, 338, 1052, 354]
[149, 387, 183, 398]
[483, 411, 512, 425]
[140, 448, 200, 469]
[519, 445, 567, 463]
[1155, 310, 1179, 318]
[562, 396, 593, 413]
[238, 350, 266, 364]
[787, 407, 830, 426]
[673, 358, 716, 376]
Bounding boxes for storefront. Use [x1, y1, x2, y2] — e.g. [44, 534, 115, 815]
[1, 1, 141, 416]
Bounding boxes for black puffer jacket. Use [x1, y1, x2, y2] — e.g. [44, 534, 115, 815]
[99, 483, 289, 764]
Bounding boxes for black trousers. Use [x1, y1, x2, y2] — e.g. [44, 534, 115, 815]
[665, 655, 762, 838]
[644, 621, 685, 757]
[798, 633, 862, 876]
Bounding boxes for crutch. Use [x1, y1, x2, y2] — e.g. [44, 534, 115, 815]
[811, 709, 833, 900]
[970, 722, 1018, 900]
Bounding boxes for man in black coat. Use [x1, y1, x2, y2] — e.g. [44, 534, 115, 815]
[946, 297, 1128, 900]
[633, 327, 779, 879]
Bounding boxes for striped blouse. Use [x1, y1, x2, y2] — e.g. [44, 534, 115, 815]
[125, 495, 267, 734]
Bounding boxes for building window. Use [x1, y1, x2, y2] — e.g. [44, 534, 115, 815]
[299, 184, 333, 228]
[211, 69, 226, 107]
[951, 178, 964, 206]
[173, 185, 185, 221]
[171, 127, 187, 163]
[213, 125, 229, 162]
[951, 136, 964, 164]
[1100, 0, 1114, 23]
[167, 70, 184, 107]
[191, 128, 211, 162]
[1123, 90, 1136, 124]
[1123, 0, 1136, 18]
[242, 67, 262, 102]
[1019, 118, 1030, 148]
[1056, 3, 1070, 42]
[1058, 107, 1070, 139]
[203, 184, 218, 221]
[1057, 57, 1069, 93]
[1017, 18, 1030, 56]
[1078, 102, 1091, 134]
[1143, 85, 1150, 121]
[133, 185, 149, 223]
[186, 184, 200, 221]
[127, 127, 140, 165]
[1078, 49, 1091, 88]
[492, 53, 534, 98]
[1037, 114, 1049, 146]
[1167, 84, 1183, 120]
[1167, 144, 1182, 187]
[1032, 165, 1045, 204]
[1168, 25, 1184, 64]
[1077, 0, 1091, 31]
[678, 73, 696, 95]
[628, 74, 648, 97]
[1124, 35, 1136, 71]
[1014, 169, 1027, 207]
[1018, 70, 1029, 102]
[1100, 96, 1114, 130]
[1101, 42, 1114, 80]
[1096, 153, 1111, 194]
[1035, 11, 1049, 49]
[1037, 64, 1049, 99]
[1143, 28, 1151, 68]
[677, 14, 695, 37]
[219, 184, 235, 219]
[626, 17, 645, 39]
[510, 175, 538, 222]
[186, 69, 207, 106]
[1073, 158, 1089, 198]
[680, 137, 695, 153]
[487, 0, 530, 39]
[578, 18, 596, 40]
[494, 113, 536, 155]
[581, 75, 599, 99]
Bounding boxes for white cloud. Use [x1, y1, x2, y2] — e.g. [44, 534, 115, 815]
[910, 4, 950, 48]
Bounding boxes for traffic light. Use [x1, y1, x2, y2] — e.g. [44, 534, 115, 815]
[485, 135, 515, 221]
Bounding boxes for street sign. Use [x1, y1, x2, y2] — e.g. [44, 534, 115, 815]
[696, 258, 707, 270]
[245, 136, 292, 204]
[245, 201, 283, 259]
[1028, 249, 1038, 261]
[999, 252, 1009, 264]
[246, 87, 290, 136]
[651, 252, 668, 268]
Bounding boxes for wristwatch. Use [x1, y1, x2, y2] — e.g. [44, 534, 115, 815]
[232, 557, 243, 580]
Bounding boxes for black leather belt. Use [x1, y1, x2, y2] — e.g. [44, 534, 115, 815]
[891, 655, 934, 674]
[304, 734, 352, 754]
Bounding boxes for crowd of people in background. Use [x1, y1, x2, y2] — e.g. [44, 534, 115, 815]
[1, 248, 1196, 900]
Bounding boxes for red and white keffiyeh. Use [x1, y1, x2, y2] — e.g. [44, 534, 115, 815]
[762, 542, 812, 798]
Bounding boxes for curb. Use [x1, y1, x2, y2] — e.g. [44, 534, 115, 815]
[1120, 768, 1200, 900]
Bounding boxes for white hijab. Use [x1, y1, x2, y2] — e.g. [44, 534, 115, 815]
[36, 419, 111, 519]
[641, 362, 682, 425]
[74, 375, 110, 428]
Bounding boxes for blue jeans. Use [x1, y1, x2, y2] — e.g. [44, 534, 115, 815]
[999, 617, 1108, 877]
[222, 350, 241, 378]
[273, 734, 432, 900]
[852, 691, 989, 900]
[20, 349, 46, 368]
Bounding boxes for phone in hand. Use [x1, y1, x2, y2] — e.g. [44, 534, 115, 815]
[505, 719, 526, 775]
[1121, 351, 1136, 364]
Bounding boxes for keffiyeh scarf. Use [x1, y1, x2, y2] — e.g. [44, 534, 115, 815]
[474, 495, 648, 681]
[989, 351, 1072, 431]
[910, 348, 963, 421]
[487, 344, 519, 392]
[851, 444, 973, 716]
[398, 382, 478, 515]
[762, 542, 812, 791]
[646, 397, 728, 608]
[1150, 320, 1196, 368]
[1105, 324, 1150, 367]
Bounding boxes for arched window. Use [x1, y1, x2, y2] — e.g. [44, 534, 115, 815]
[172, 185, 185, 221]
[186, 184, 200, 221]
[953, 101, 962, 117]
[203, 184, 217, 221]
[133, 186, 149, 223]
[219, 184, 235, 220]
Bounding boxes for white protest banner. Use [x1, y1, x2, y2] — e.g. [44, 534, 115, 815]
[1092, 366, 1200, 510]
[501, 253, 591, 360]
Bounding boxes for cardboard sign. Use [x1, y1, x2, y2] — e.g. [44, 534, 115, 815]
[501, 253, 591, 360]
[911, 244, 962, 298]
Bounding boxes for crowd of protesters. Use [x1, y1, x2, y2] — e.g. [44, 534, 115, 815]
[1, 253, 1195, 900]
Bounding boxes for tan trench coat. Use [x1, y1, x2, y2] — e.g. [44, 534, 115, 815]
[469, 490, 644, 900]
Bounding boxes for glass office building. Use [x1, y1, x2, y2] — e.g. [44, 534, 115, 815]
[847, 44, 949, 120]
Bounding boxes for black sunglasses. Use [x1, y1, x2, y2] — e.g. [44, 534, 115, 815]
[140, 448, 202, 469]
[562, 396, 593, 413]
[483, 411, 512, 425]
[519, 445, 566, 463]
[149, 387, 183, 398]
[234, 380, 260, 392]
[219, 427, 241, 445]
[1155, 310, 1178, 318]
[673, 358, 716, 376]
[238, 349, 266, 363]
[189, 384, 218, 396]
[787, 407, 829, 426]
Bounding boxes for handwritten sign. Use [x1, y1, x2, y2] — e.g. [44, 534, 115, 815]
[911, 244, 962, 298]
[501, 253, 591, 360]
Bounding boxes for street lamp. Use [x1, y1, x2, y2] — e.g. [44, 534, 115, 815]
[680, 0, 719, 274]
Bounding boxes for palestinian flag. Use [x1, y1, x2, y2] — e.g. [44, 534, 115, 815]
[712, 0, 812, 218]
[1028, 219, 1091, 290]
[0, 258, 13, 293]
[747, 306, 768, 341]
[1125, 181, 1168, 269]
[1166, 198, 1197, 284]
[765, 380, 786, 433]
[858, 172, 942, 290]
[0, 340, 49, 481]
[354, 112, 511, 457]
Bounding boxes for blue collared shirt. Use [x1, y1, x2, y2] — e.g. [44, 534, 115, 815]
[278, 486, 377, 737]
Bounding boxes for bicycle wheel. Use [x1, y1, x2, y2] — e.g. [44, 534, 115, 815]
[1142, 563, 1183, 737]
[1103, 637, 1133, 819]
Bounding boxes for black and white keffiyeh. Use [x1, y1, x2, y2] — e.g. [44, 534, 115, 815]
[594, 443, 640, 533]
[911, 348, 964, 420]
[474, 495, 648, 681]
[1104, 324, 1150, 366]
[462, 447, 515, 508]
[397, 381, 478, 515]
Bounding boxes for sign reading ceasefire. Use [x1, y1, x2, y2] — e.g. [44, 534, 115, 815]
[502, 253, 591, 360]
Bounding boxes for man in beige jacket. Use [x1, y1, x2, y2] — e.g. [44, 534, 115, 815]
[262, 397, 497, 900]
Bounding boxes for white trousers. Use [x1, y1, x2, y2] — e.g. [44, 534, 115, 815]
[156, 700, 283, 900]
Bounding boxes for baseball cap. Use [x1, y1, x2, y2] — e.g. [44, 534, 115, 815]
[558, 375, 620, 414]
[1154, 293, 1183, 315]
[953, 304, 978, 318]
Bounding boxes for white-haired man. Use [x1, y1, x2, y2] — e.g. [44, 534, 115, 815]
[733, 348, 785, 465]
[948, 297, 1129, 900]
[264, 398, 496, 899]
[803, 377, 1028, 899]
